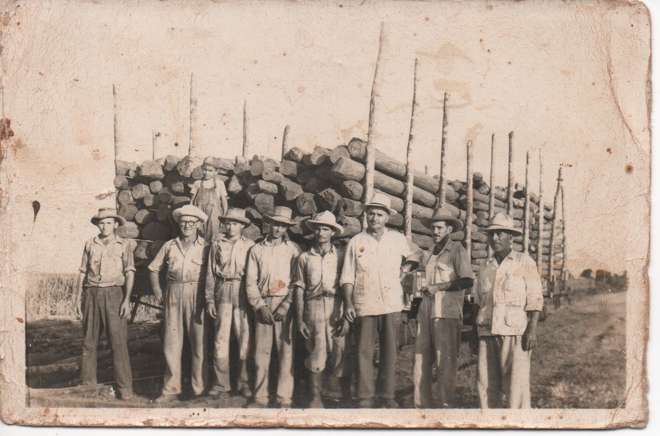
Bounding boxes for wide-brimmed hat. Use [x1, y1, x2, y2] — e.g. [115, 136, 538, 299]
[264, 206, 295, 226]
[485, 212, 522, 235]
[425, 205, 463, 230]
[91, 208, 126, 226]
[202, 156, 217, 169]
[305, 211, 343, 234]
[172, 204, 208, 224]
[219, 208, 250, 225]
[364, 192, 396, 215]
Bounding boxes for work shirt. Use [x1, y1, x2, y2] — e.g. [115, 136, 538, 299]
[148, 236, 209, 284]
[205, 235, 255, 304]
[245, 236, 301, 311]
[293, 244, 344, 300]
[421, 238, 474, 319]
[473, 250, 544, 336]
[79, 235, 136, 288]
[340, 229, 411, 317]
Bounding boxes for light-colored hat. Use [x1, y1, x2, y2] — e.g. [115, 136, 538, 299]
[426, 205, 463, 231]
[485, 212, 522, 235]
[91, 208, 126, 226]
[172, 204, 208, 224]
[219, 208, 250, 225]
[305, 211, 343, 234]
[364, 192, 396, 215]
[202, 156, 217, 168]
[264, 206, 295, 226]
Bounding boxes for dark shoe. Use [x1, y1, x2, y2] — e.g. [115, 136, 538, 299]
[273, 399, 292, 408]
[236, 385, 252, 398]
[208, 385, 231, 399]
[358, 399, 374, 408]
[152, 393, 179, 404]
[244, 400, 268, 408]
[380, 399, 399, 408]
[118, 391, 135, 401]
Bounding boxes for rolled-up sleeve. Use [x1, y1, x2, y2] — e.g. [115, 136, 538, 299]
[292, 254, 306, 291]
[245, 246, 264, 310]
[148, 241, 168, 272]
[523, 257, 544, 312]
[123, 240, 137, 274]
[205, 244, 217, 304]
[79, 241, 90, 274]
[339, 240, 356, 287]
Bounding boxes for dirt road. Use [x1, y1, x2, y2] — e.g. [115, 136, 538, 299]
[27, 290, 625, 408]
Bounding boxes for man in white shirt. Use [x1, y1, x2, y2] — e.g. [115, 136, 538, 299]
[340, 192, 416, 408]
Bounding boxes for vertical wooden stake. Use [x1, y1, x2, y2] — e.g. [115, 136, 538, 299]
[364, 21, 385, 210]
[438, 92, 449, 207]
[537, 149, 544, 274]
[152, 131, 158, 161]
[507, 131, 514, 214]
[465, 140, 474, 260]
[242, 100, 249, 158]
[112, 84, 119, 176]
[281, 124, 290, 160]
[404, 58, 419, 240]
[488, 133, 495, 259]
[560, 183, 567, 280]
[188, 72, 195, 157]
[549, 166, 563, 284]
[523, 150, 531, 253]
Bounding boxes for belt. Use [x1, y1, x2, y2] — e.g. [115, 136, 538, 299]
[305, 291, 338, 301]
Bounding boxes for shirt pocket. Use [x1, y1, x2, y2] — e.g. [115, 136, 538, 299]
[502, 273, 525, 306]
[504, 307, 527, 330]
[189, 257, 205, 280]
[433, 263, 454, 284]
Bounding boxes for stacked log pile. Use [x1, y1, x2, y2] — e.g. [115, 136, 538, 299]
[114, 137, 563, 278]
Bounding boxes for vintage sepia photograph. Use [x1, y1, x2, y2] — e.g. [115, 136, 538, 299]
[0, 0, 650, 429]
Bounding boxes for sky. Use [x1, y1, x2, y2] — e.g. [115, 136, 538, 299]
[1, 0, 650, 276]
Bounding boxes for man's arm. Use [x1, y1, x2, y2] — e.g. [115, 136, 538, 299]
[148, 242, 168, 304]
[339, 239, 357, 322]
[245, 246, 265, 310]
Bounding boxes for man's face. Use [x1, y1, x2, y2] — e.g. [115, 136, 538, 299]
[224, 220, 244, 238]
[96, 218, 119, 237]
[314, 224, 334, 244]
[269, 222, 288, 239]
[202, 164, 217, 180]
[366, 207, 389, 231]
[178, 217, 200, 237]
[489, 230, 513, 254]
[431, 221, 453, 243]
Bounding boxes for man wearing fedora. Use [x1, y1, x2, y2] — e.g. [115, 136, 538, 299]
[245, 206, 301, 407]
[205, 208, 255, 399]
[148, 204, 210, 402]
[340, 192, 417, 408]
[74, 208, 136, 400]
[474, 212, 544, 408]
[414, 206, 474, 408]
[292, 211, 349, 408]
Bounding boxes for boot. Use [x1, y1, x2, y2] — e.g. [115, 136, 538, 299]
[308, 372, 323, 408]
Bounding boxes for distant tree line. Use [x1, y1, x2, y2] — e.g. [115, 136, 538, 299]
[580, 269, 628, 291]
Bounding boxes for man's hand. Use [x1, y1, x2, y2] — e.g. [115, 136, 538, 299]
[257, 306, 275, 325]
[273, 305, 288, 322]
[298, 320, 311, 339]
[344, 303, 356, 323]
[522, 326, 537, 351]
[73, 294, 82, 320]
[333, 319, 351, 337]
[119, 298, 131, 319]
[207, 302, 217, 319]
[153, 289, 164, 307]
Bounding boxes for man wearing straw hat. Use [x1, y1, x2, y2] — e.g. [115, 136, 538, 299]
[473, 212, 544, 408]
[148, 204, 210, 403]
[205, 208, 254, 400]
[245, 206, 301, 408]
[340, 192, 417, 408]
[292, 211, 349, 408]
[414, 205, 474, 408]
[74, 208, 136, 400]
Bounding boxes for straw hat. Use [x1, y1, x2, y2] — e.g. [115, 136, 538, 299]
[305, 211, 343, 234]
[172, 204, 208, 224]
[426, 205, 463, 230]
[219, 208, 250, 225]
[91, 208, 126, 226]
[485, 212, 522, 235]
[264, 206, 295, 226]
[364, 192, 396, 215]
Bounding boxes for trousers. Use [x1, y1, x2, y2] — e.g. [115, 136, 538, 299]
[253, 295, 294, 404]
[162, 282, 207, 396]
[81, 286, 133, 397]
[413, 296, 461, 408]
[211, 281, 250, 392]
[478, 335, 532, 408]
[355, 312, 400, 401]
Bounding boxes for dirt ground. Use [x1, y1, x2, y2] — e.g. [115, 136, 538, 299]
[26, 290, 626, 409]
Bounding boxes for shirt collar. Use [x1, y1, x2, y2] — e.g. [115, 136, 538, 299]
[175, 235, 205, 252]
[432, 236, 453, 256]
[310, 244, 336, 257]
[93, 234, 121, 245]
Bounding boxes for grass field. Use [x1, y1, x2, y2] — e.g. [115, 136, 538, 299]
[26, 288, 626, 409]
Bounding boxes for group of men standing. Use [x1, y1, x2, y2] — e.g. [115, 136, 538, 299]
[75, 189, 544, 409]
